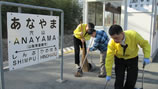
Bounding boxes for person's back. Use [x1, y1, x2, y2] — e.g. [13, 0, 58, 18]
[93, 30, 109, 52]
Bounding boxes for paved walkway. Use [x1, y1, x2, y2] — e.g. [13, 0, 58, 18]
[4, 52, 158, 89]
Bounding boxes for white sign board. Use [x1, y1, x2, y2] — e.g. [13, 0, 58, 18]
[127, 0, 153, 12]
[7, 12, 59, 70]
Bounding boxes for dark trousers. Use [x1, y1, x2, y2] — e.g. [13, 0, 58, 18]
[73, 36, 87, 65]
[114, 56, 138, 89]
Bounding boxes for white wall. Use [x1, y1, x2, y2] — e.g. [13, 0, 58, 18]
[127, 13, 152, 41]
[127, 13, 152, 56]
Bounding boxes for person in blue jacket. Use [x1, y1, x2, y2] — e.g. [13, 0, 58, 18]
[87, 28, 109, 78]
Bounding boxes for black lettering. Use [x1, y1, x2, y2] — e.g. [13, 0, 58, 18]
[33, 56, 36, 61]
[11, 17, 21, 30]
[14, 38, 20, 45]
[29, 57, 32, 61]
[42, 36, 46, 41]
[17, 60, 22, 64]
[53, 35, 56, 40]
[24, 58, 28, 63]
[47, 35, 51, 41]
[13, 60, 16, 66]
[22, 37, 27, 44]
[36, 36, 40, 42]
[29, 37, 34, 43]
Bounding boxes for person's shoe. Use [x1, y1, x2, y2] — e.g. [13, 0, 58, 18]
[74, 67, 83, 77]
[98, 74, 106, 78]
[88, 63, 92, 71]
[75, 64, 80, 69]
[77, 67, 83, 74]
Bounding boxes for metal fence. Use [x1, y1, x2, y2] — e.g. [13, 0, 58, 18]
[0, 1, 64, 89]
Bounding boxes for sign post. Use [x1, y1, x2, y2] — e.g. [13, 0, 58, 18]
[0, 4, 5, 89]
[0, 2, 64, 88]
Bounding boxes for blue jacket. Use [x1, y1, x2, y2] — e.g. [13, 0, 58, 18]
[89, 30, 109, 52]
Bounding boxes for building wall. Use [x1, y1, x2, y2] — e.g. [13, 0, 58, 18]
[151, 0, 158, 60]
[127, 13, 151, 41]
[127, 13, 152, 56]
[84, 0, 158, 58]
[125, 0, 154, 56]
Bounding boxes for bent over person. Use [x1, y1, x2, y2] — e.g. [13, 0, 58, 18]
[87, 28, 109, 78]
[73, 23, 94, 72]
[105, 25, 151, 89]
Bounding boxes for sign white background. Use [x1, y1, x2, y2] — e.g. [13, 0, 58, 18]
[127, 0, 153, 12]
[7, 12, 59, 70]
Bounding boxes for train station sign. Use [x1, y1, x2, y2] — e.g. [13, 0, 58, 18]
[7, 12, 59, 70]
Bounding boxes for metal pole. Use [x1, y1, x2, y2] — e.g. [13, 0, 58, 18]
[18, 7, 22, 13]
[56, 11, 65, 83]
[57, 11, 64, 83]
[103, 2, 105, 30]
[82, 0, 85, 23]
[124, 0, 128, 30]
[149, 0, 156, 56]
[155, 0, 158, 49]
[85, 1, 88, 23]
[61, 12, 64, 81]
[50, 11, 53, 16]
[0, 1, 63, 12]
[0, 4, 5, 89]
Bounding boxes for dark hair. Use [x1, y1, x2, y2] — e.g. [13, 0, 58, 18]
[87, 28, 96, 35]
[109, 25, 123, 36]
[87, 23, 95, 29]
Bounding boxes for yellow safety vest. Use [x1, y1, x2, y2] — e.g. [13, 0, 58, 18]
[105, 30, 151, 76]
[73, 24, 91, 40]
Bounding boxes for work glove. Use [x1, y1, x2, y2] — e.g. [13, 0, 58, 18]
[143, 58, 150, 65]
[106, 76, 111, 81]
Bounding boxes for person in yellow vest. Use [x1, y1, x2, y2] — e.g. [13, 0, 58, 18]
[105, 25, 151, 89]
[73, 23, 94, 72]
